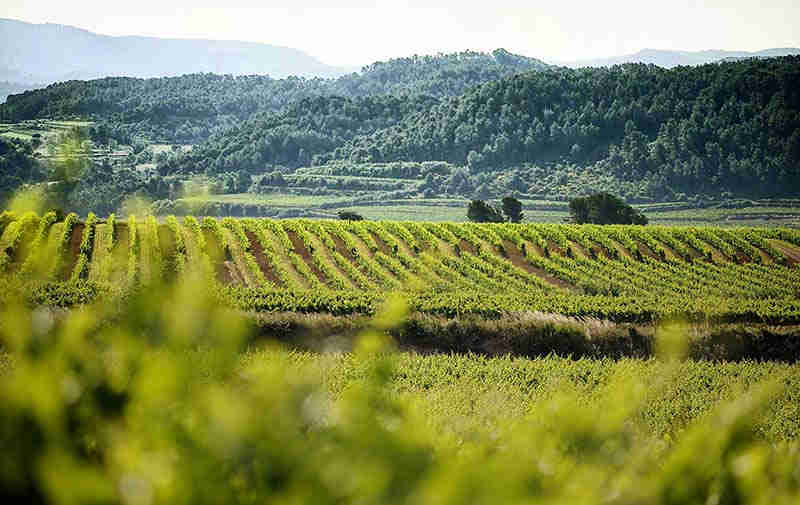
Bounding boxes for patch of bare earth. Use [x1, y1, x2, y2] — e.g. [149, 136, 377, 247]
[369, 231, 393, 256]
[547, 240, 566, 257]
[222, 261, 244, 285]
[770, 240, 800, 266]
[734, 251, 750, 265]
[245, 230, 283, 286]
[655, 242, 682, 262]
[568, 241, 592, 259]
[501, 240, 578, 291]
[61, 223, 84, 281]
[457, 239, 476, 255]
[635, 240, 661, 262]
[286, 229, 327, 283]
[329, 234, 354, 260]
[609, 240, 634, 261]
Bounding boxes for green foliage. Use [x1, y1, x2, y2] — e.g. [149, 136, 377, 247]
[569, 192, 649, 225]
[336, 57, 800, 200]
[1, 50, 547, 144]
[2, 214, 800, 329]
[337, 210, 364, 221]
[0, 137, 44, 206]
[467, 200, 504, 223]
[1, 281, 800, 504]
[501, 196, 524, 222]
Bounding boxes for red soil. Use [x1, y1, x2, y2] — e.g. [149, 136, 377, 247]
[501, 240, 579, 291]
[286, 229, 327, 283]
[369, 231, 393, 256]
[457, 239, 476, 255]
[245, 230, 283, 287]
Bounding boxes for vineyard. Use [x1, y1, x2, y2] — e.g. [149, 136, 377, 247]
[1, 210, 800, 322]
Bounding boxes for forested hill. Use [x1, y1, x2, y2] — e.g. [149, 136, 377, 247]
[0, 50, 548, 144]
[332, 56, 799, 199]
[333, 49, 549, 97]
[158, 94, 440, 175]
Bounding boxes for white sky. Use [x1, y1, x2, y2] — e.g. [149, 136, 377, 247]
[3, 1, 799, 66]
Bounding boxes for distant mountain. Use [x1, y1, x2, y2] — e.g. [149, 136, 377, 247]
[563, 48, 800, 68]
[0, 18, 352, 85]
[0, 81, 38, 103]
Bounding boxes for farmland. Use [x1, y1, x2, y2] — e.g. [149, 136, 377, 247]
[2, 211, 799, 325]
[2, 266, 800, 504]
[4, 211, 800, 503]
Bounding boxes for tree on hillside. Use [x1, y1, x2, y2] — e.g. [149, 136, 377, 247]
[501, 196, 524, 223]
[337, 210, 364, 221]
[467, 200, 504, 223]
[569, 193, 648, 225]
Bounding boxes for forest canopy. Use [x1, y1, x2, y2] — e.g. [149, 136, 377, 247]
[161, 56, 800, 201]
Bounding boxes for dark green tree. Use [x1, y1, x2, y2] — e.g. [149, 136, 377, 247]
[501, 196, 524, 223]
[467, 200, 504, 223]
[569, 193, 648, 225]
[337, 210, 364, 221]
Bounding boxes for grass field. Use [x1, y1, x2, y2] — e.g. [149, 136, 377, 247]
[0, 119, 93, 141]
[170, 192, 800, 226]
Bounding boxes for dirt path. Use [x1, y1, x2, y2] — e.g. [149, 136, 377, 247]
[61, 223, 84, 281]
[368, 231, 393, 256]
[635, 240, 661, 262]
[286, 229, 327, 284]
[245, 230, 283, 287]
[457, 239, 476, 255]
[500, 239, 578, 291]
[770, 240, 800, 266]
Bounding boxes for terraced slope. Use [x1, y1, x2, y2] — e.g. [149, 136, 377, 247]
[1, 210, 799, 322]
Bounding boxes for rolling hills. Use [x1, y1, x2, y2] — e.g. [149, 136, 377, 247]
[160, 56, 800, 201]
[0, 49, 549, 144]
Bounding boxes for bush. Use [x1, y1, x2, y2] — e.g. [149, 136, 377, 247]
[569, 192, 648, 225]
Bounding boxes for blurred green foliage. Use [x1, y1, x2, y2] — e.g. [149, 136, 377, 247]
[1, 278, 799, 504]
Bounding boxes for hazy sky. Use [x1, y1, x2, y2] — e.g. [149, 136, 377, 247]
[3, 1, 799, 66]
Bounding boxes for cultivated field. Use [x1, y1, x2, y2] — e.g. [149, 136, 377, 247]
[3, 211, 800, 503]
[2, 211, 799, 324]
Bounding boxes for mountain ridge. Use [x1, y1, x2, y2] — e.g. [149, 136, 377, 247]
[0, 17, 353, 85]
[561, 47, 800, 68]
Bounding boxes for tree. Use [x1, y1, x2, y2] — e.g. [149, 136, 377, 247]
[568, 193, 648, 225]
[337, 210, 364, 221]
[467, 200, 504, 223]
[501, 196, 524, 223]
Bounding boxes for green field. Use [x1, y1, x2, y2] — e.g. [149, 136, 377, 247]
[0, 119, 93, 141]
[3, 211, 800, 503]
[2, 278, 800, 504]
[167, 191, 800, 226]
[2, 211, 800, 324]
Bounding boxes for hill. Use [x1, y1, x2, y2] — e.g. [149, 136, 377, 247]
[332, 56, 800, 200]
[158, 57, 800, 201]
[0, 18, 350, 85]
[564, 47, 800, 68]
[0, 81, 37, 103]
[0, 49, 548, 144]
